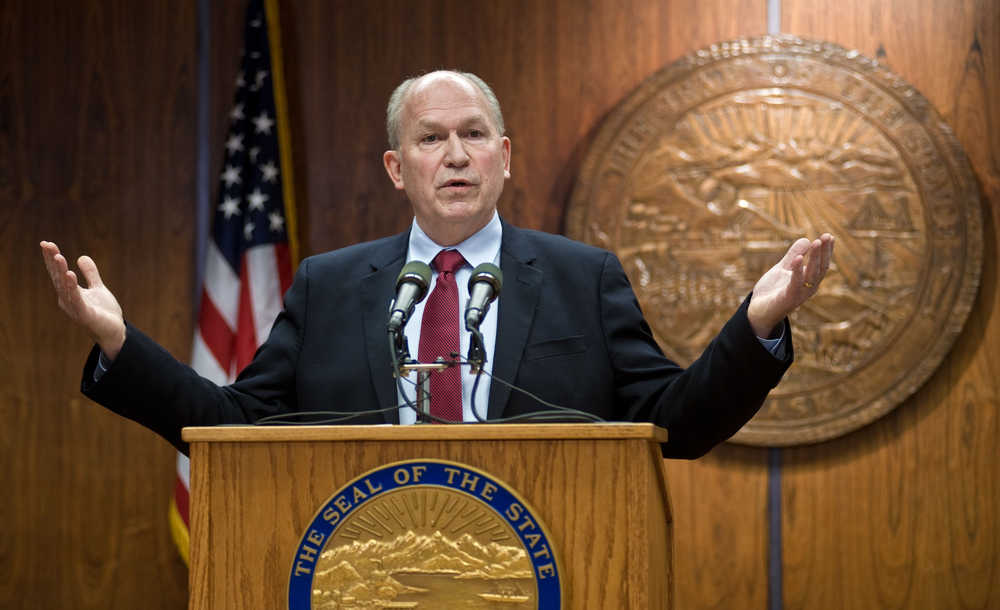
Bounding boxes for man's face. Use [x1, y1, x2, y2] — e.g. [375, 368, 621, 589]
[383, 74, 511, 246]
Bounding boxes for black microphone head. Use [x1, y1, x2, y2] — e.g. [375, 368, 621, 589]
[396, 260, 432, 299]
[468, 262, 503, 294]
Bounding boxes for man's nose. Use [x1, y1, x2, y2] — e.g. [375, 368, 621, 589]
[443, 132, 470, 167]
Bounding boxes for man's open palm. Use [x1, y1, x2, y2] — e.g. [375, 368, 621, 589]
[40, 241, 126, 359]
[747, 233, 834, 337]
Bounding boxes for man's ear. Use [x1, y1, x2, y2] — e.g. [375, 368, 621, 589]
[383, 150, 405, 190]
[501, 136, 511, 179]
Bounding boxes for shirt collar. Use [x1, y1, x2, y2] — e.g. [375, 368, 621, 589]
[407, 210, 502, 268]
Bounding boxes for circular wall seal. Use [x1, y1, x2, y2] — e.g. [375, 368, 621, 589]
[567, 35, 983, 446]
[289, 460, 562, 608]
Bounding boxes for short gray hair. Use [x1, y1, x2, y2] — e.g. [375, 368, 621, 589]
[386, 70, 506, 150]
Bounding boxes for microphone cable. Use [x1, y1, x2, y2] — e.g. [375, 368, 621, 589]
[460, 357, 607, 424]
[253, 355, 607, 426]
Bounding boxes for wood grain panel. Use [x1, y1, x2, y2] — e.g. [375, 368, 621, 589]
[781, 0, 1000, 608]
[275, 0, 768, 250]
[182, 422, 667, 442]
[664, 444, 771, 609]
[1, 0, 193, 607]
[189, 434, 671, 609]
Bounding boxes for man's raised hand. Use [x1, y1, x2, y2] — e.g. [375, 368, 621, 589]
[40, 241, 126, 360]
[746, 233, 834, 338]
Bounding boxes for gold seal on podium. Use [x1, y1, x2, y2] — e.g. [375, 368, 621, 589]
[289, 460, 563, 609]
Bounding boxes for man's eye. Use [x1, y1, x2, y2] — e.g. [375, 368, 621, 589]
[468, 130, 484, 138]
[421, 134, 438, 143]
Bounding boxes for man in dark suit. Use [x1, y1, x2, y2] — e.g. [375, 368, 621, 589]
[40, 70, 833, 458]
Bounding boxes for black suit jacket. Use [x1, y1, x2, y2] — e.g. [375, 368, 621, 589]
[82, 221, 792, 458]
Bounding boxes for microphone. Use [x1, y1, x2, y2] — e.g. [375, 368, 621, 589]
[465, 263, 503, 331]
[387, 261, 432, 333]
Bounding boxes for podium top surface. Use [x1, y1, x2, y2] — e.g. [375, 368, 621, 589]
[182, 422, 667, 443]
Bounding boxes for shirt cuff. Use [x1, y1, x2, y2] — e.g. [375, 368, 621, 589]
[94, 351, 112, 382]
[756, 326, 787, 360]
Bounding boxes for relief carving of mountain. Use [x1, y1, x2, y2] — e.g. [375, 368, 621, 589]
[318, 530, 531, 580]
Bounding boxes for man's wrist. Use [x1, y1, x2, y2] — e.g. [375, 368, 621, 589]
[96, 322, 126, 361]
[747, 300, 782, 338]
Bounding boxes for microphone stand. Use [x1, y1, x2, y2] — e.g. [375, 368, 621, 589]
[466, 327, 487, 374]
[389, 328, 456, 424]
[467, 327, 488, 422]
[399, 360, 452, 423]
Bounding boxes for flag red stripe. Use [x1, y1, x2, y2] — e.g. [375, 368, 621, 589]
[275, 242, 292, 294]
[173, 476, 190, 527]
[236, 255, 259, 372]
[197, 290, 236, 376]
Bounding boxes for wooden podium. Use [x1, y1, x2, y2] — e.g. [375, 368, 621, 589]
[182, 423, 672, 609]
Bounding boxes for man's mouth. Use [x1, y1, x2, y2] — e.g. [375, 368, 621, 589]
[439, 179, 476, 189]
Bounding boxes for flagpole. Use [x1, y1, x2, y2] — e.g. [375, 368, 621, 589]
[265, 0, 299, 266]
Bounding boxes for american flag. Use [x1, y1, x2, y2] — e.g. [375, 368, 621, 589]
[169, 0, 298, 564]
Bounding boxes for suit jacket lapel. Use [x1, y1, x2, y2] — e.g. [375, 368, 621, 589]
[360, 231, 410, 425]
[488, 223, 542, 420]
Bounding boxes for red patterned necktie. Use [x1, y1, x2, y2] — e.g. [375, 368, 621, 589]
[418, 249, 467, 422]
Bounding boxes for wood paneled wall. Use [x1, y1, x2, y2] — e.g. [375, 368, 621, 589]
[3, 0, 997, 608]
[1, 0, 192, 607]
[780, 1, 1000, 608]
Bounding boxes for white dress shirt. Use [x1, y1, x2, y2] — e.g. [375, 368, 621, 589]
[397, 211, 502, 423]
